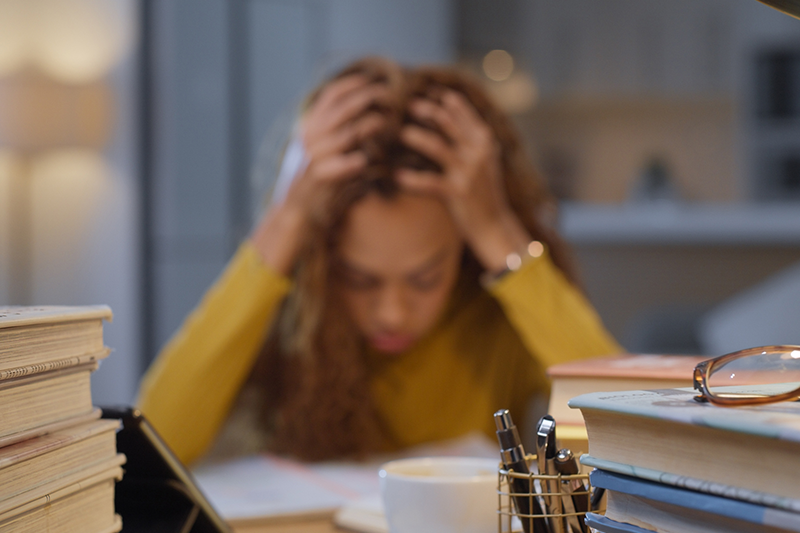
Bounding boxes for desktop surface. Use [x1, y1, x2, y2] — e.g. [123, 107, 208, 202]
[232, 518, 337, 533]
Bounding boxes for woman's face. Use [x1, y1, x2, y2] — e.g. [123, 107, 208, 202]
[334, 191, 464, 355]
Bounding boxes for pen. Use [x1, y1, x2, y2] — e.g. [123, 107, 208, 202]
[494, 409, 549, 533]
[554, 448, 588, 533]
[536, 415, 564, 533]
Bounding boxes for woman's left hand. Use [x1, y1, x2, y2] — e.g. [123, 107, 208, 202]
[396, 91, 531, 274]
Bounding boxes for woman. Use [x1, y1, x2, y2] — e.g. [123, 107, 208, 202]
[138, 57, 621, 465]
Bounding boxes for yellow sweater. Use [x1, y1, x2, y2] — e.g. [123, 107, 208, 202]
[137, 242, 621, 465]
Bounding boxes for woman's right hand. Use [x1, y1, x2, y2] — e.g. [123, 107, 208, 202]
[251, 75, 388, 275]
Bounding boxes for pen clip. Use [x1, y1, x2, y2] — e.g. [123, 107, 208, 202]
[536, 415, 556, 465]
[536, 416, 563, 533]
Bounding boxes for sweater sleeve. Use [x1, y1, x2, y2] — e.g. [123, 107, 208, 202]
[136, 242, 292, 465]
[487, 250, 623, 369]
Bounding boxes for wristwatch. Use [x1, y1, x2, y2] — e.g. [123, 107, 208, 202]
[480, 240, 544, 287]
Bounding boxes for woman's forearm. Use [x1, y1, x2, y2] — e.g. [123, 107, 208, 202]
[136, 244, 292, 465]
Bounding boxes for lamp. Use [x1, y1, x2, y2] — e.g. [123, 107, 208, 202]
[0, 0, 132, 304]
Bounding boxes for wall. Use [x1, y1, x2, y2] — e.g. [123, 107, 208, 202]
[144, 0, 456, 365]
[0, 2, 141, 405]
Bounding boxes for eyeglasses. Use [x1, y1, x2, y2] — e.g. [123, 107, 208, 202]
[693, 345, 800, 406]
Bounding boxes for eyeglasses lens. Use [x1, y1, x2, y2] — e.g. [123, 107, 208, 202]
[708, 349, 800, 400]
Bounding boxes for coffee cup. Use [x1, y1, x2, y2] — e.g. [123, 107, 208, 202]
[379, 456, 498, 533]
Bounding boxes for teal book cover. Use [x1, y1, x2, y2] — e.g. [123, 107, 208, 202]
[568, 387, 800, 442]
[589, 469, 800, 532]
[581, 454, 800, 514]
[569, 387, 800, 501]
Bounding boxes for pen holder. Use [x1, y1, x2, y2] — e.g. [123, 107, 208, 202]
[497, 454, 600, 533]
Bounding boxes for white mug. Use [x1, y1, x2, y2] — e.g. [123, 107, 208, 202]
[379, 456, 499, 533]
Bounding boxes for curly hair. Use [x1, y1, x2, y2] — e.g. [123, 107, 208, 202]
[247, 57, 577, 461]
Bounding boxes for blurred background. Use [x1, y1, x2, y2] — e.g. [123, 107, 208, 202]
[0, 0, 799, 405]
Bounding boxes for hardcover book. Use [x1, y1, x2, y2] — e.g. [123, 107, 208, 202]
[570, 387, 800, 500]
[0, 363, 99, 447]
[0, 306, 112, 375]
[0, 419, 119, 502]
[0, 462, 124, 533]
[546, 354, 703, 450]
[587, 469, 800, 533]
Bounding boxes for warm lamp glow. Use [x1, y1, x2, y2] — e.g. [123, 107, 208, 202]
[31, 0, 134, 84]
[29, 149, 111, 301]
[0, 0, 30, 77]
[30, 149, 109, 244]
[483, 50, 515, 82]
[0, 71, 113, 151]
[484, 71, 538, 114]
[30, 148, 109, 191]
[0, 150, 21, 180]
[0, 150, 20, 249]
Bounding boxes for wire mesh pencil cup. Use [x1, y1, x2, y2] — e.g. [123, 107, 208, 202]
[497, 454, 598, 533]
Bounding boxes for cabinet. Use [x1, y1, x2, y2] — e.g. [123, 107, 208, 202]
[523, 0, 735, 99]
[560, 202, 800, 353]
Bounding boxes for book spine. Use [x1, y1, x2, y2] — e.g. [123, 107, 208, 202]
[580, 454, 800, 514]
[0, 351, 108, 381]
[0, 359, 101, 388]
[0, 457, 125, 519]
[589, 469, 797, 527]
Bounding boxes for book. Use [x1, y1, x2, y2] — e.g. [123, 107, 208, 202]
[0, 305, 122, 533]
[584, 513, 655, 533]
[546, 354, 704, 450]
[0, 462, 124, 533]
[0, 363, 98, 447]
[0, 418, 119, 502]
[570, 387, 800, 501]
[586, 468, 800, 533]
[192, 431, 499, 530]
[0, 306, 112, 447]
[580, 454, 800, 514]
[0, 306, 112, 376]
[194, 453, 381, 527]
[333, 495, 387, 533]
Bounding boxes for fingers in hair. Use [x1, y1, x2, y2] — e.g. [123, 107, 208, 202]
[441, 91, 493, 145]
[400, 125, 454, 167]
[314, 112, 386, 158]
[408, 99, 462, 145]
[395, 169, 448, 196]
[321, 84, 391, 134]
[314, 74, 371, 110]
[313, 151, 367, 182]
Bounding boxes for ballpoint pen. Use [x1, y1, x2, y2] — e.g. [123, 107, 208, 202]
[494, 409, 549, 533]
[536, 415, 564, 533]
[554, 448, 588, 533]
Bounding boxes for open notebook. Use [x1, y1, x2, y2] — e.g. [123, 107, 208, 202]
[192, 432, 500, 532]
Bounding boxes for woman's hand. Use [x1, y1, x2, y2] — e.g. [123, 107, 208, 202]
[396, 91, 532, 274]
[251, 75, 388, 275]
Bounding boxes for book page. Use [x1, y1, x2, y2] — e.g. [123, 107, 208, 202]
[192, 431, 499, 525]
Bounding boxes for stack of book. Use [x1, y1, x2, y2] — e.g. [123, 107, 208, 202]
[0, 306, 124, 533]
[570, 387, 800, 533]
[546, 353, 704, 453]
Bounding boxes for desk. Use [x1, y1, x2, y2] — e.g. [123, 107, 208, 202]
[232, 518, 338, 533]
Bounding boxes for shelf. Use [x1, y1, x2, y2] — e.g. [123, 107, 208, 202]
[558, 202, 800, 246]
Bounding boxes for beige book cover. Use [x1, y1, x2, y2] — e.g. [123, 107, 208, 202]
[0, 306, 112, 374]
[0, 460, 124, 533]
[0, 363, 98, 447]
[0, 419, 119, 501]
[547, 353, 705, 427]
